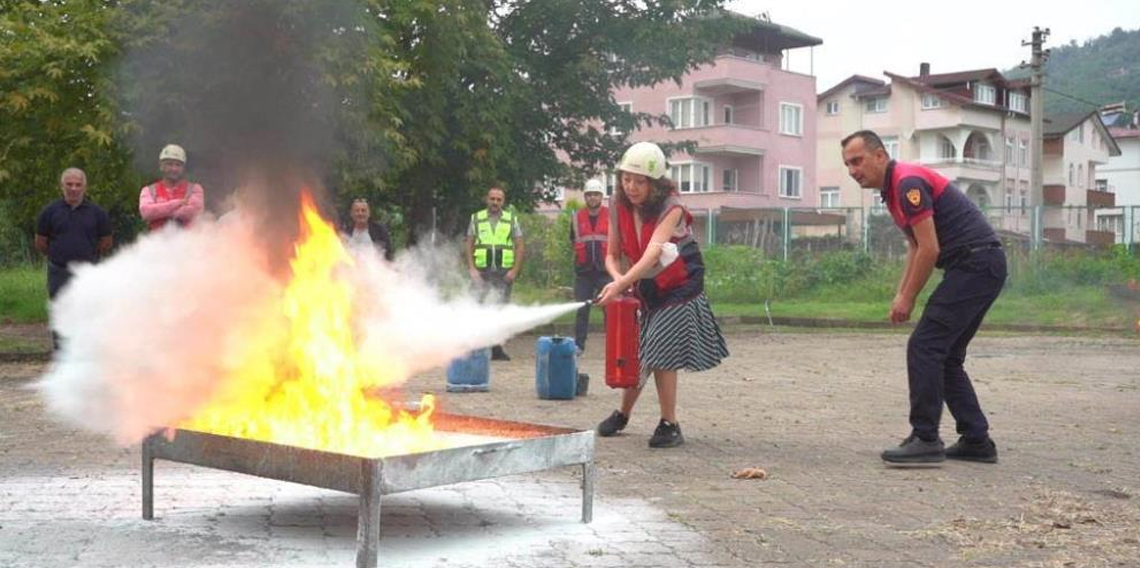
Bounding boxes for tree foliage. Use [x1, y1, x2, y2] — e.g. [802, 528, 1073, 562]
[0, 0, 740, 252]
[1007, 26, 1140, 115]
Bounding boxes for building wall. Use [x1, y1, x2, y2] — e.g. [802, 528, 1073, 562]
[1101, 136, 1140, 206]
[614, 54, 818, 208]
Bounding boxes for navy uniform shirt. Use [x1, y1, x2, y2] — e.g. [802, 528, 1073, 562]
[35, 198, 112, 266]
[882, 161, 999, 268]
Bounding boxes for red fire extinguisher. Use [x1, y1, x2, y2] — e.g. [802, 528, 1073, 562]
[604, 294, 641, 389]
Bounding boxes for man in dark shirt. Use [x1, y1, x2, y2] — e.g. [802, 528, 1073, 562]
[35, 168, 113, 347]
[842, 130, 1005, 465]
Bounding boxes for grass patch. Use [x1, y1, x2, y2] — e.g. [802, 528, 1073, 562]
[0, 265, 47, 324]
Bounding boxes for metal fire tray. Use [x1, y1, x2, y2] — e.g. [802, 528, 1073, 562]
[141, 413, 596, 568]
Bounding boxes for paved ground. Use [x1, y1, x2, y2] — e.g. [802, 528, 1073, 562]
[2, 326, 1139, 568]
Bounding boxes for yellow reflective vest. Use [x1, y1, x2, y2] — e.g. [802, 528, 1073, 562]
[472, 209, 515, 269]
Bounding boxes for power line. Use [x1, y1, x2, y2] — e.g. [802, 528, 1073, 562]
[1042, 86, 1105, 110]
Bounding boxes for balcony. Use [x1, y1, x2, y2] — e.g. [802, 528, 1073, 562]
[922, 157, 1003, 183]
[1087, 188, 1115, 208]
[690, 56, 770, 95]
[661, 124, 768, 157]
[1043, 184, 1066, 206]
[1086, 229, 1117, 248]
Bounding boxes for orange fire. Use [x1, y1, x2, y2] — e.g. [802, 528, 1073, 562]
[180, 191, 442, 457]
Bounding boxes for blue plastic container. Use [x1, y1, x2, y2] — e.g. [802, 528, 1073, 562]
[535, 336, 577, 400]
[446, 348, 491, 392]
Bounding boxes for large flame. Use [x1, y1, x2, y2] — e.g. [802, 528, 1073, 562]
[181, 191, 442, 457]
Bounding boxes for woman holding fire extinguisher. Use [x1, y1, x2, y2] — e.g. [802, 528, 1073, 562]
[594, 141, 729, 448]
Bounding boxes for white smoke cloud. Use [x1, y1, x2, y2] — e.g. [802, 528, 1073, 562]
[37, 213, 581, 445]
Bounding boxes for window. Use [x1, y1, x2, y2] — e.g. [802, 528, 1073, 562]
[921, 93, 943, 109]
[820, 187, 840, 208]
[1004, 181, 1015, 212]
[939, 136, 956, 159]
[722, 168, 738, 191]
[605, 171, 617, 196]
[882, 136, 899, 160]
[668, 162, 711, 193]
[668, 97, 711, 129]
[1005, 137, 1014, 163]
[609, 102, 632, 135]
[1068, 163, 1074, 186]
[1078, 122, 1085, 143]
[1009, 92, 1029, 113]
[974, 84, 996, 105]
[1019, 181, 1029, 215]
[1078, 164, 1084, 188]
[779, 102, 803, 136]
[825, 100, 840, 115]
[778, 166, 802, 198]
[723, 105, 735, 125]
[864, 97, 887, 113]
[1018, 138, 1028, 165]
[1095, 178, 1109, 192]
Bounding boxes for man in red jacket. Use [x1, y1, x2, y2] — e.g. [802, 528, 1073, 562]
[139, 144, 205, 231]
[570, 179, 611, 355]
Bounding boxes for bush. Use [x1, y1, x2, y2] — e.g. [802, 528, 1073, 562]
[517, 211, 575, 291]
[0, 201, 34, 267]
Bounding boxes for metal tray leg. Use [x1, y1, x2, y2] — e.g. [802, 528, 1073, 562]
[356, 460, 382, 568]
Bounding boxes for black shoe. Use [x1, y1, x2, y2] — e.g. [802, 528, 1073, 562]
[648, 419, 684, 448]
[596, 410, 628, 437]
[946, 436, 998, 463]
[881, 435, 945, 464]
[490, 346, 511, 361]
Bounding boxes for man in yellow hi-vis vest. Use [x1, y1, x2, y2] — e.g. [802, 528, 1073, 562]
[464, 186, 525, 360]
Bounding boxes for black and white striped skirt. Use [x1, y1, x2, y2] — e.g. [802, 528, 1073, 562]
[638, 292, 729, 385]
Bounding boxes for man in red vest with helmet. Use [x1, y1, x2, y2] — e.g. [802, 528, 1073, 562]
[569, 178, 612, 355]
[139, 144, 205, 231]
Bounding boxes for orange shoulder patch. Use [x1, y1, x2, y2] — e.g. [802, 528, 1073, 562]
[906, 189, 922, 207]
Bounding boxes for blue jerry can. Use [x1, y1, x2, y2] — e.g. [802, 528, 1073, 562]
[535, 336, 577, 400]
[446, 348, 491, 392]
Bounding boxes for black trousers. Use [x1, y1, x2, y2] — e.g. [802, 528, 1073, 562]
[907, 247, 1007, 442]
[478, 269, 513, 304]
[573, 270, 611, 352]
[47, 263, 73, 351]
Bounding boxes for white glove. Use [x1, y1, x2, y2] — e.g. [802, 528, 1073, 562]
[658, 242, 678, 268]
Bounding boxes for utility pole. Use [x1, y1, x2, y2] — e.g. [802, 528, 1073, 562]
[1022, 27, 1050, 245]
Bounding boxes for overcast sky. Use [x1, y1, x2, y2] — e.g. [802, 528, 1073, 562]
[726, 0, 1140, 93]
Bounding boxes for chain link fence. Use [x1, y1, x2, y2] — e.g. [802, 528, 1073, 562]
[691, 204, 1140, 261]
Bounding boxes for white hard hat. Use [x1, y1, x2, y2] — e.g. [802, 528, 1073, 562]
[617, 142, 666, 180]
[159, 144, 186, 164]
[584, 179, 604, 194]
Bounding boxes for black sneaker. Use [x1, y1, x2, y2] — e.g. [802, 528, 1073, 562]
[490, 346, 511, 361]
[597, 411, 628, 437]
[945, 436, 998, 463]
[881, 435, 945, 464]
[648, 419, 684, 448]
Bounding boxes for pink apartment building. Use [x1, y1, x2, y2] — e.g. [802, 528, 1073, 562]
[553, 16, 822, 244]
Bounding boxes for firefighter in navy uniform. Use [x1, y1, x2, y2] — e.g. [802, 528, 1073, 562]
[465, 186, 525, 361]
[841, 130, 1005, 465]
[570, 179, 612, 355]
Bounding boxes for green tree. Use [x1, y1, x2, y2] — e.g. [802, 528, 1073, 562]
[0, 0, 142, 250]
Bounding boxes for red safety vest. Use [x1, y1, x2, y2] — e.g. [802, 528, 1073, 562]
[145, 181, 200, 231]
[615, 200, 702, 307]
[572, 207, 609, 269]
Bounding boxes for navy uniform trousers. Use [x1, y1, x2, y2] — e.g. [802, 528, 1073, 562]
[908, 246, 1007, 442]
